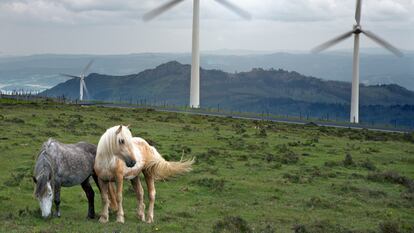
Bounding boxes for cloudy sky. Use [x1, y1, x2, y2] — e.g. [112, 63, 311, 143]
[0, 0, 413, 55]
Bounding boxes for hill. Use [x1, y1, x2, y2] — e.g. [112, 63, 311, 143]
[1, 51, 413, 91]
[0, 99, 413, 232]
[42, 61, 414, 127]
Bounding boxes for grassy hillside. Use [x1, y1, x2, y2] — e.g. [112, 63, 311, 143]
[0, 99, 413, 233]
[42, 61, 414, 128]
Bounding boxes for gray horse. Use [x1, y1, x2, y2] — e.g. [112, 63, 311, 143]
[33, 138, 100, 219]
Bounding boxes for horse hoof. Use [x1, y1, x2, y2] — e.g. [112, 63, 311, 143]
[146, 218, 153, 224]
[139, 215, 145, 222]
[87, 214, 95, 219]
[116, 216, 125, 224]
[54, 212, 61, 218]
[137, 212, 145, 222]
[99, 216, 108, 224]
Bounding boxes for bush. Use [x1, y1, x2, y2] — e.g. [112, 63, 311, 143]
[360, 159, 377, 171]
[367, 171, 414, 192]
[193, 178, 226, 192]
[378, 220, 400, 233]
[293, 220, 350, 233]
[6, 117, 25, 124]
[213, 216, 252, 233]
[280, 150, 299, 164]
[343, 153, 355, 167]
[324, 161, 340, 167]
[306, 196, 336, 209]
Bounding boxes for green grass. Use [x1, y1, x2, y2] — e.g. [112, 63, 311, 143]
[0, 99, 413, 233]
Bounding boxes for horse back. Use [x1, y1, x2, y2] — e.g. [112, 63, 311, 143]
[45, 139, 97, 187]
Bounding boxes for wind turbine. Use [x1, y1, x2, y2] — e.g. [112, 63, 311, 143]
[60, 60, 94, 101]
[143, 0, 251, 108]
[311, 0, 402, 123]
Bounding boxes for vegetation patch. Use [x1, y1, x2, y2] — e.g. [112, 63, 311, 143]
[367, 171, 414, 192]
[212, 216, 252, 233]
[192, 178, 226, 192]
[293, 220, 350, 233]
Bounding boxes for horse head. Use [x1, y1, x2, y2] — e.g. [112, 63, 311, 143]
[33, 159, 54, 218]
[112, 125, 136, 167]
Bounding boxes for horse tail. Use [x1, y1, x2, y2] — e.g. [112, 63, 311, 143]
[143, 145, 194, 180]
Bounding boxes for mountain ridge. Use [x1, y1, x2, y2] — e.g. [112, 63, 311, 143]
[2, 52, 413, 92]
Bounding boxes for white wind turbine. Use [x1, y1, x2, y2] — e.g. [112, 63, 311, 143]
[311, 0, 402, 123]
[60, 60, 94, 101]
[143, 0, 251, 108]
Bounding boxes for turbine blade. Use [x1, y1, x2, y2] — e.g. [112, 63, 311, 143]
[311, 30, 354, 53]
[82, 80, 90, 100]
[215, 0, 251, 20]
[362, 30, 403, 57]
[81, 59, 94, 76]
[142, 0, 185, 21]
[60, 73, 80, 79]
[355, 0, 362, 25]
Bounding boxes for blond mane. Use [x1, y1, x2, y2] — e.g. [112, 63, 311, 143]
[96, 125, 134, 163]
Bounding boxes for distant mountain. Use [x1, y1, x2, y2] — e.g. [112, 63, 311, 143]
[1, 51, 413, 92]
[43, 61, 414, 127]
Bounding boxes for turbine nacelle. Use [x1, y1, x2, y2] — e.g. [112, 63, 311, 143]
[353, 25, 362, 34]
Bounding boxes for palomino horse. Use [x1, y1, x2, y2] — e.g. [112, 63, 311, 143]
[94, 125, 193, 223]
[33, 138, 100, 218]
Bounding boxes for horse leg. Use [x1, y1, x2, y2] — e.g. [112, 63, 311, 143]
[81, 178, 95, 219]
[98, 178, 110, 223]
[53, 185, 61, 217]
[92, 173, 101, 193]
[108, 182, 118, 212]
[115, 174, 125, 223]
[144, 173, 156, 223]
[131, 175, 145, 222]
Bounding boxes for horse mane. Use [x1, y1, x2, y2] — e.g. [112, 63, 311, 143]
[34, 150, 53, 198]
[96, 125, 133, 163]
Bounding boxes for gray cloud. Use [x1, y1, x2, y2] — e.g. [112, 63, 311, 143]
[0, 0, 412, 54]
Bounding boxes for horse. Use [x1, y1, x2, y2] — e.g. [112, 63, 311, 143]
[94, 125, 194, 223]
[33, 138, 102, 219]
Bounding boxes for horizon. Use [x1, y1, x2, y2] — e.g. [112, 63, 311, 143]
[2, 47, 414, 57]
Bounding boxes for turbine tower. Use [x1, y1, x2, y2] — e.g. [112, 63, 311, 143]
[143, 0, 251, 108]
[60, 60, 94, 101]
[311, 0, 402, 123]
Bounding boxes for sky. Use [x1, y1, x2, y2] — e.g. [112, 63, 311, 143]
[0, 0, 413, 55]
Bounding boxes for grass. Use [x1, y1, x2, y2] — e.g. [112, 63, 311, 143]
[0, 98, 413, 233]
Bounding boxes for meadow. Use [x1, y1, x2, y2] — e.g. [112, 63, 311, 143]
[0, 98, 413, 233]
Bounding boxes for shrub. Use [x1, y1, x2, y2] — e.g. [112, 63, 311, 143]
[6, 117, 25, 124]
[306, 196, 336, 209]
[324, 161, 340, 167]
[343, 153, 355, 167]
[256, 127, 267, 137]
[378, 220, 400, 233]
[212, 216, 252, 233]
[193, 178, 226, 192]
[232, 123, 246, 134]
[360, 159, 377, 171]
[264, 153, 276, 163]
[293, 220, 350, 233]
[280, 151, 299, 164]
[367, 171, 414, 192]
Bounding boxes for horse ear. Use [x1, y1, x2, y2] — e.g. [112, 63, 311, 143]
[32, 176, 37, 183]
[48, 172, 52, 181]
[115, 125, 122, 135]
[126, 124, 131, 129]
